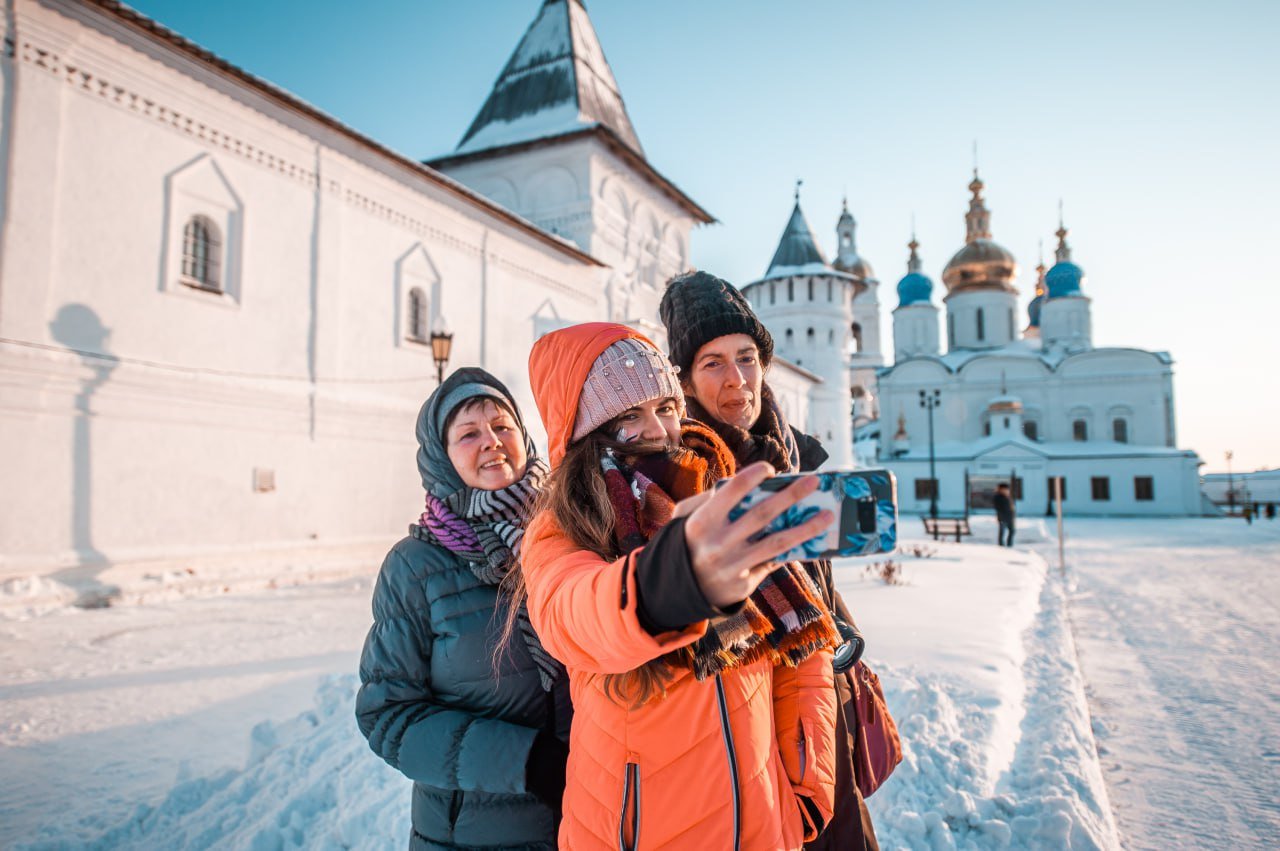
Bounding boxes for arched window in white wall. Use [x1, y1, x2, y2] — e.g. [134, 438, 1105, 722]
[828, 328, 835, 345]
[807, 327, 815, 345]
[851, 322, 863, 353]
[770, 282, 776, 305]
[785, 328, 794, 347]
[407, 288, 429, 343]
[808, 279, 814, 300]
[163, 154, 242, 304]
[181, 216, 221, 292]
[1073, 419, 1089, 441]
[976, 307, 986, 341]
[1113, 418, 1129, 443]
[788, 280, 794, 301]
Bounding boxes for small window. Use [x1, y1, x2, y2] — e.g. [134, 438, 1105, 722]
[1113, 419, 1129, 443]
[785, 328, 794, 346]
[788, 280, 794, 301]
[407, 288, 429, 343]
[770, 282, 776, 305]
[1011, 476, 1024, 500]
[1134, 476, 1154, 501]
[1024, 420, 1039, 441]
[1048, 476, 1067, 501]
[948, 313, 955, 347]
[976, 307, 985, 341]
[181, 216, 221, 292]
[808, 279, 814, 300]
[851, 322, 863, 353]
[983, 420, 991, 436]
[806, 327, 815, 344]
[1091, 477, 1111, 501]
[827, 280, 833, 301]
[915, 479, 938, 500]
[1073, 419, 1088, 441]
[828, 329, 835, 344]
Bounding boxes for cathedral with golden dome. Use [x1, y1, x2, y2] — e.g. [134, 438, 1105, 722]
[872, 172, 1203, 516]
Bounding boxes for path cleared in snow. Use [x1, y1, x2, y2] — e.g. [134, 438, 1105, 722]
[1043, 518, 1280, 850]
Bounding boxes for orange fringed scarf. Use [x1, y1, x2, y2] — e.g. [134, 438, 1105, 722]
[604, 420, 838, 685]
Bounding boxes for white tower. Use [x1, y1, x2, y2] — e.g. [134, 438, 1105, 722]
[832, 198, 882, 423]
[1039, 214, 1093, 351]
[741, 187, 855, 465]
[428, 0, 713, 338]
[891, 234, 941, 361]
[940, 171, 1020, 351]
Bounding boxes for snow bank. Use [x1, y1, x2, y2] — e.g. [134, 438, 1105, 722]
[18, 675, 410, 851]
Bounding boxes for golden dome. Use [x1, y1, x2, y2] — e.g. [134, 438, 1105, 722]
[942, 239, 1019, 292]
[942, 170, 1018, 294]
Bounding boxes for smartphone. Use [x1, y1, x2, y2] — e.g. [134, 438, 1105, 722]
[721, 468, 898, 560]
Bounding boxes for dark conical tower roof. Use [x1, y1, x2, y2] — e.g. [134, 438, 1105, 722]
[766, 201, 827, 277]
[456, 0, 643, 157]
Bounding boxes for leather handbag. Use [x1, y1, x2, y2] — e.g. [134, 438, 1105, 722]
[846, 660, 902, 798]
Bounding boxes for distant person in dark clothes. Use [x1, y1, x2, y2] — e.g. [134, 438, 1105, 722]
[1267, 503, 1276, 520]
[1244, 504, 1254, 524]
[993, 483, 1016, 547]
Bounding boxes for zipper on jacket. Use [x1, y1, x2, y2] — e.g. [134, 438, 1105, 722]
[714, 674, 742, 851]
[617, 761, 641, 851]
[619, 552, 632, 609]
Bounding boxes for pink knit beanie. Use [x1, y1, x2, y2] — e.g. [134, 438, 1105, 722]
[572, 337, 683, 441]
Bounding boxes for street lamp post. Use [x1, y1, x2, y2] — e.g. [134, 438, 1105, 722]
[1225, 450, 1235, 514]
[430, 316, 453, 386]
[919, 388, 941, 521]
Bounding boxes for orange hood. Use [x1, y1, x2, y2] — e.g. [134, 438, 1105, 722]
[528, 322, 657, 468]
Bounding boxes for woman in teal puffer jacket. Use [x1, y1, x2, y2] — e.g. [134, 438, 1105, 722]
[356, 368, 570, 851]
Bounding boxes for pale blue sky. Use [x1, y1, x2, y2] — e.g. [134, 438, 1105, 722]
[127, 0, 1280, 473]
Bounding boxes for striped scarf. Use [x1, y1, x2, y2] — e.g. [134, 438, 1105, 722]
[602, 448, 838, 682]
[414, 458, 563, 690]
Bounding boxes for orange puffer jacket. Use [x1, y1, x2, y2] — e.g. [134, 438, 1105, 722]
[524, 323, 837, 850]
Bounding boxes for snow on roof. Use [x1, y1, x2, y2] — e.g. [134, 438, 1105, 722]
[881, 341, 1175, 376]
[455, 0, 642, 158]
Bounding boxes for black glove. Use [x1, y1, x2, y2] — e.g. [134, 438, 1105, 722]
[525, 731, 569, 817]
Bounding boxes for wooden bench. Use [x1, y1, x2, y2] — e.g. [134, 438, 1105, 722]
[921, 516, 972, 542]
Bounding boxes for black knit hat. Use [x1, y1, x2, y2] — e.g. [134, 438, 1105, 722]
[659, 270, 774, 376]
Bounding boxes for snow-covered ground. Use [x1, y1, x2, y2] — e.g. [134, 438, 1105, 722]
[3, 517, 1272, 849]
[1042, 518, 1280, 850]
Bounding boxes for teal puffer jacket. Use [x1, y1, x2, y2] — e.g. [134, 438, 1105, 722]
[357, 532, 571, 850]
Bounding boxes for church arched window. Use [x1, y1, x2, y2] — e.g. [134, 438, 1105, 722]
[1073, 419, 1088, 441]
[181, 215, 221, 292]
[1024, 420, 1039, 441]
[788, 280, 794, 301]
[1113, 418, 1129, 443]
[407, 288, 429, 343]
[770, 282, 776, 305]
[806, 327, 815, 344]
[976, 308, 986, 342]
[808, 279, 814, 300]
[851, 322, 863, 353]
[827, 280, 833, 301]
[828, 328, 835, 345]
[785, 328, 794, 347]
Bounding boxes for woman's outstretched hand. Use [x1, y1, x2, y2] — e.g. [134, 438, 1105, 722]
[680, 462, 833, 609]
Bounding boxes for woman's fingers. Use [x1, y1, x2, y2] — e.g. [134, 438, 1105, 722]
[739, 508, 834, 568]
[721, 474, 821, 549]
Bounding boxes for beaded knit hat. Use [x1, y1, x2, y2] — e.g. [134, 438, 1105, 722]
[572, 337, 683, 441]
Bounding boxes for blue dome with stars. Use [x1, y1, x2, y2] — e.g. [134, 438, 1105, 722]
[1046, 261, 1084, 298]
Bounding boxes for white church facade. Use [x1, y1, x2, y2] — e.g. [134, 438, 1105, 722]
[876, 174, 1203, 516]
[0, 0, 711, 585]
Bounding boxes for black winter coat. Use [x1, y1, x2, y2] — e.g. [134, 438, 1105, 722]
[356, 533, 572, 850]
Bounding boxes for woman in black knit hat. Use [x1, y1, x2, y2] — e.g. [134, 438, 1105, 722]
[660, 270, 883, 851]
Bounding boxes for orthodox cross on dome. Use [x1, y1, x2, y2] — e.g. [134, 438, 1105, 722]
[965, 168, 992, 244]
[907, 225, 923, 275]
[795, 178, 803, 202]
[1055, 199, 1073, 263]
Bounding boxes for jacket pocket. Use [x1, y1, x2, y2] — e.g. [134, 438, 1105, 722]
[798, 718, 816, 786]
[617, 761, 641, 851]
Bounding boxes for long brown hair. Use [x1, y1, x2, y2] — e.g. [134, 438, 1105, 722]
[499, 428, 704, 708]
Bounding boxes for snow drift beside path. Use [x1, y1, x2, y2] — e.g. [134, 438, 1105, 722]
[18, 675, 411, 851]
